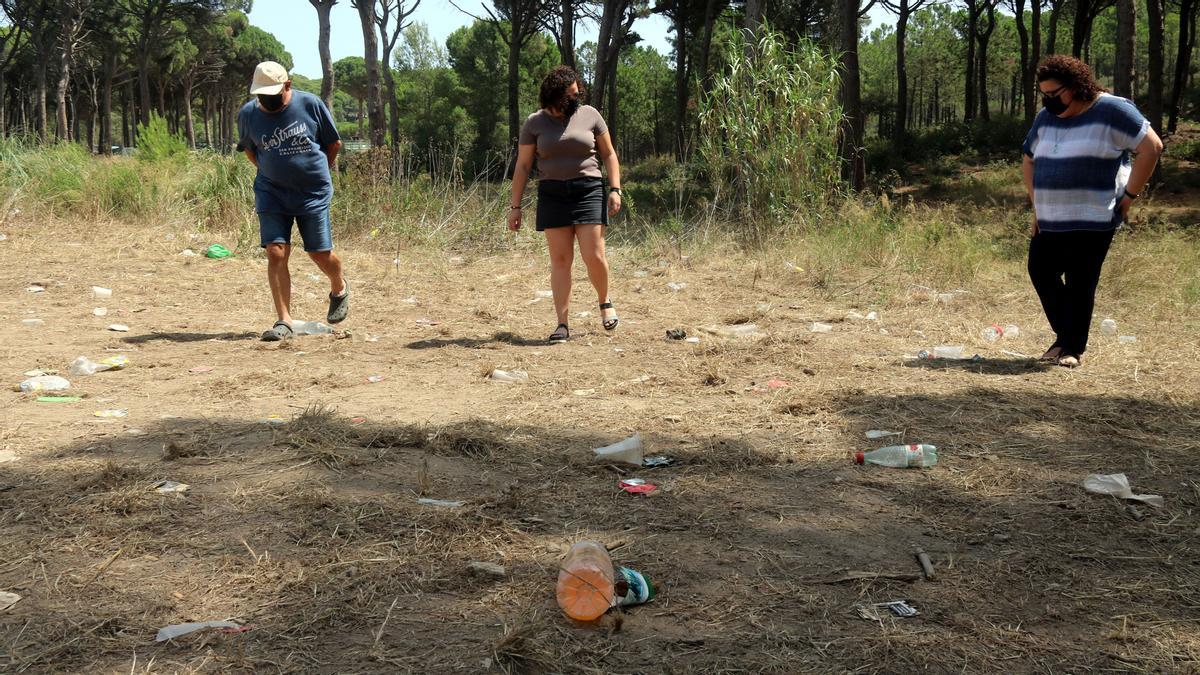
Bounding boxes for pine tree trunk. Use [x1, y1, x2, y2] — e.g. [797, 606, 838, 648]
[1145, 0, 1165, 132]
[894, 1, 910, 145]
[838, 0, 865, 188]
[310, 0, 336, 111]
[1167, 0, 1196, 131]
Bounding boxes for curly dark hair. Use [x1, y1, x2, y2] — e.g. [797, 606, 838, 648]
[539, 65, 581, 111]
[1036, 55, 1103, 102]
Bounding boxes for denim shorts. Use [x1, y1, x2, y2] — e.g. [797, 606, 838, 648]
[258, 209, 333, 252]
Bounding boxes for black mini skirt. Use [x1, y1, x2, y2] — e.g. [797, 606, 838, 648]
[536, 177, 608, 231]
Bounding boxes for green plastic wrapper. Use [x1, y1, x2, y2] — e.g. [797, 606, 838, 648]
[204, 244, 233, 259]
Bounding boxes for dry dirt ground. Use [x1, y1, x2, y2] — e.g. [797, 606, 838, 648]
[0, 218, 1198, 674]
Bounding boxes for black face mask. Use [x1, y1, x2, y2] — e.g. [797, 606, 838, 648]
[258, 93, 284, 112]
[561, 94, 581, 118]
[1042, 93, 1069, 116]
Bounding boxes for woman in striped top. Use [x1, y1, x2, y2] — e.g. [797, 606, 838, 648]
[1021, 55, 1162, 368]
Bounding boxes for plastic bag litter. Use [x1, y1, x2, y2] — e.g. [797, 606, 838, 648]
[1083, 473, 1164, 508]
[0, 591, 20, 611]
[156, 620, 241, 642]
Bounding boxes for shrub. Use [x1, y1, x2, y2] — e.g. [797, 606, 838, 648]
[135, 113, 188, 162]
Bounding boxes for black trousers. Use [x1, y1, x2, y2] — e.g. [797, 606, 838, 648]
[1027, 228, 1116, 356]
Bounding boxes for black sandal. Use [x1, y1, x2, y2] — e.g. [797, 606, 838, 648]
[548, 323, 569, 344]
[600, 301, 619, 331]
[261, 320, 294, 342]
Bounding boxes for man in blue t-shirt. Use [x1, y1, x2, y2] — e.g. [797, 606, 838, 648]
[237, 61, 349, 341]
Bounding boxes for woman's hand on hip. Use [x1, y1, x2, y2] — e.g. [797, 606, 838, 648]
[1118, 195, 1133, 220]
[1030, 213, 1039, 237]
[507, 207, 522, 231]
[608, 192, 622, 216]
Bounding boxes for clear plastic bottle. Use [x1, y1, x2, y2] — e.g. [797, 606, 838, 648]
[1100, 319, 1118, 336]
[557, 541, 616, 621]
[855, 444, 938, 468]
[293, 321, 333, 335]
[1004, 324, 1020, 338]
[981, 325, 1003, 342]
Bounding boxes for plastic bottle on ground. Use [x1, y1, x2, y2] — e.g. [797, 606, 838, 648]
[932, 345, 964, 359]
[557, 541, 616, 621]
[981, 325, 1003, 342]
[855, 444, 938, 468]
[293, 321, 333, 335]
[1100, 319, 1118, 336]
[1004, 324, 1020, 338]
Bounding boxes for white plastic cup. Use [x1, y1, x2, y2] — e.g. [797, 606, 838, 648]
[92, 286, 112, 299]
[593, 434, 644, 465]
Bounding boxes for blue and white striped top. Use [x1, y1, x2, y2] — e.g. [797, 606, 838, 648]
[1022, 93, 1149, 232]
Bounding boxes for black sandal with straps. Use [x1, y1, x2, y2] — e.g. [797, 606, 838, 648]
[548, 323, 570, 344]
[600, 301, 619, 331]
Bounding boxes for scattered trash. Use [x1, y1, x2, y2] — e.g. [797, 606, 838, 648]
[557, 541, 655, 622]
[629, 374, 652, 384]
[0, 591, 21, 611]
[1118, 335, 1137, 343]
[0, 234, 7, 242]
[467, 561, 507, 579]
[92, 307, 108, 317]
[448, 256, 465, 265]
[857, 600, 920, 621]
[293, 321, 333, 335]
[643, 455, 675, 467]
[936, 293, 954, 304]
[535, 290, 553, 298]
[350, 417, 367, 424]
[106, 324, 130, 332]
[180, 248, 198, 257]
[847, 311, 865, 320]
[700, 324, 760, 339]
[19, 375, 70, 393]
[414, 318, 441, 327]
[367, 374, 385, 383]
[364, 335, 380, 342]
[306, 273, 320, 282]
[666, 282, 687, 291]
[155, 620, 242, 642]
[593, 434, 644, 466]
[866, 311, 879, 321]
[982, 324, 1020, 342]
[619, 478, 658, 495]
[204, 244, 233, 259]
[918, 346, 978, 360]
[865, 430, 902, 439]
[633, 270, 649, 278]
[189, 366, 213, 374]
[94, 409, 128, 418]
[20, 319, 44, 327]
[665, 328, 687, 340]
[70, 355, 129, 376]
[577, 311, 592, 318]
[488, 369, 528, 383]
[1100, 318, 1118, 336]
[810, 322, 833, 333]
[915, 550, 935, 580]
[766, 379, 789, 389]
[0, 451, 16, 463]
[572, 389, 596, 397]
[684, 337, 700, 344]
[784, 261, 804, 272]
[153, 480, 190, 494]
[37, 396, 82, 403]
[92, 286, 113, 299]
[260, 414, 287, 425]
[1126, 504, 1146, 522]
[416, 498, 463, 508]
[855, 444, 938, 468]
[27, 285, 45, 293]
[1083, 473, 1164, 507]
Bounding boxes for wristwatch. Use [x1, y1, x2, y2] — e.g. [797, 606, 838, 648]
[609, 187, 622, 195]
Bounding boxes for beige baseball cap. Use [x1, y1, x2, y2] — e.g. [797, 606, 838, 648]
[250, 61, 288, 95]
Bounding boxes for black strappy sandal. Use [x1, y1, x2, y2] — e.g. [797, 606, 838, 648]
[600, 301, 619, 331]
[548, 323, 569, 344]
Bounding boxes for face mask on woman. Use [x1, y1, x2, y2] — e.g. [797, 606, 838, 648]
[1042, 92, 1069, 116]
[258, 93, 284, 112]
[561, 94, 581, 118]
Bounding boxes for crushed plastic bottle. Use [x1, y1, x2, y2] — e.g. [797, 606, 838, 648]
[293, 321, 333, 335]
[1100, 319, 1118, 336]
[556, 541, 654, 622]
[488, 369, 529, 383]
[855, 444, 938, 468]
[69, 355, 129, 376]
[19, 375, 70, 393]
[981, 325, 1003, 342]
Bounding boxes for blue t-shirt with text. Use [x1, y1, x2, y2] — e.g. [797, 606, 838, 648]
[237, 90, 340, 215]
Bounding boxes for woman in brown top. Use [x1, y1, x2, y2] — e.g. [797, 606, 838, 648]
[508, 66, 622, 343]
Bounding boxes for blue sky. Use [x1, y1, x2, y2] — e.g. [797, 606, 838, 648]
[247, 0, 676, 79]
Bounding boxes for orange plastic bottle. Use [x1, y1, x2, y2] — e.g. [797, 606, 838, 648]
[556, 541, 616, 621]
